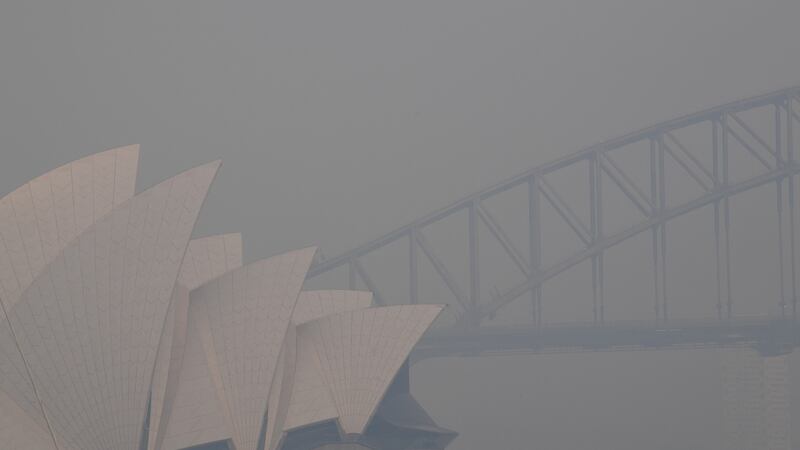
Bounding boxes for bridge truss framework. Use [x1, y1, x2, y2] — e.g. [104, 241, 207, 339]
[305, 87, 800, 450]
[309, 86, 800, 348]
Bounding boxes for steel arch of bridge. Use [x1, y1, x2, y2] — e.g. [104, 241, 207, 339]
[308, 86, 800, 336]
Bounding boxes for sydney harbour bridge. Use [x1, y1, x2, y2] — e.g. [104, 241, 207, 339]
[306, 86, 800, 449]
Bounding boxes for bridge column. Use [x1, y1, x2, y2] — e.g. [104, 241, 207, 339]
[764, 354, 791, 450]
[722, 348, 792, 450]
[529, 176, 542, 326]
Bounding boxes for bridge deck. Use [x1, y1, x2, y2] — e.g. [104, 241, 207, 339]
[413, 318, 800, 360]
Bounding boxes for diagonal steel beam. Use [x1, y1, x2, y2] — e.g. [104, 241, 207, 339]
[663, 140, 712, 191]
[665, 132, 715, 182]
[351, 258, 387, 306]
[726, 123, 773, 170]
[602, 151, 653, 208]
[730, 112, 779, 160]
[476, 202, 531, 276]
[539, 177, 592, 246]
[599, 155, 652, 217]
[415, 229, 470, 312]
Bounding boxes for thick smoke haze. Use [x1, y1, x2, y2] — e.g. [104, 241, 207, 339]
[1, 1, 800, 449]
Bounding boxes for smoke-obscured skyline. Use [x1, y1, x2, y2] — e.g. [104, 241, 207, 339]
[2, 1, 800, 449]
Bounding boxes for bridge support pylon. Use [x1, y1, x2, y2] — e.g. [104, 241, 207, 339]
[722, 348, 792, 450]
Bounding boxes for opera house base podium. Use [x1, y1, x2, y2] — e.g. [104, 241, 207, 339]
[279, 362, 456, 450]
[187, 362, 456, 450]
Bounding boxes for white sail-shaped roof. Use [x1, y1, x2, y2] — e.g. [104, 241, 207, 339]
[159, 299, 236, 450]
[153, 234, 243, 450]
[176, 233, 244, 291]
[0, 149, 448, 450]
[0, 388, 57, 450]
[0, 145, 139, 311]
[263, 323, 297, 450]
[150, 234, 243, 450]
[282, 290, 374, 434]
[281, 323, 339, 432]
[190, 247, 317, 450]
[7, 160, 219, 450]
[149, 286, 191, 450]
[0, 146, 140, 444]
[265, 291, 371, 450]
[303, 305, 443, 435]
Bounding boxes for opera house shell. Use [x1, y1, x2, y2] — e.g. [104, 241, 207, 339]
[0, 147, 456, 450]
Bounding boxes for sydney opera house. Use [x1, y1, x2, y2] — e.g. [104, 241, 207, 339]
[0, 147, 455, 450]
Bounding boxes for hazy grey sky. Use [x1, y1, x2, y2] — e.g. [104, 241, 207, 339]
[1, 1, 800, 449]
